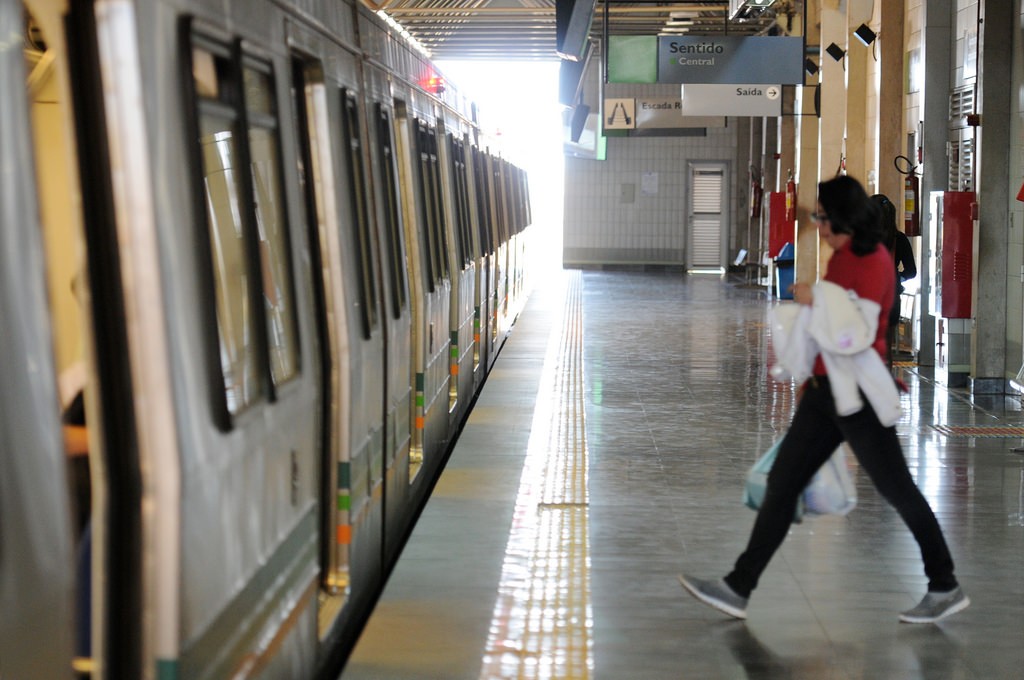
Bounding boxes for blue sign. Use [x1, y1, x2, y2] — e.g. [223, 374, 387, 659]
[658, 36, 804, 85]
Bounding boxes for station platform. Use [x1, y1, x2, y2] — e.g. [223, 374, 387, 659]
[341, 268, 1024, 680]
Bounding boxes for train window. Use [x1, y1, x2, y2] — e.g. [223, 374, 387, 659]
[243, 62, 300, 385]
[375, 104, 408, 316]
[472, 147, 493, 254]
[412, 121, 436, 290]
[458, 145, 476, 261]
[446, 135, 471, 266]
[493, 160, 507, 244]
[340, 89, 378, 337]
[188, 34, 301, 417]
[193, 42, 263, 413]
[423, 127, 449, 280]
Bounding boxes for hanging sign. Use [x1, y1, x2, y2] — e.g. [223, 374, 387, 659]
[658, 36, 804, 84]
[679, 84, 782, 116]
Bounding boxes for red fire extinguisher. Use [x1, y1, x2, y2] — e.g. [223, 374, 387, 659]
[784, 171, 797, 222]
[750, 177, 763, 219]
[896, 155, 921, 236]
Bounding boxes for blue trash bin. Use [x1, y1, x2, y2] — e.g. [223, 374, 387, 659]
[774, 242, 795, 299]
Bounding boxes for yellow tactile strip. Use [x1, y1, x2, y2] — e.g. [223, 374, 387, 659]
[479, 270, 593, 679]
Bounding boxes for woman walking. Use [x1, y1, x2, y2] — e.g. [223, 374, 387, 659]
[679, 175, 968, 624]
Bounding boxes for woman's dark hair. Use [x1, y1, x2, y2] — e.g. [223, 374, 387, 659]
[817, 175, 883, 255]
[870, 193, 898, 252]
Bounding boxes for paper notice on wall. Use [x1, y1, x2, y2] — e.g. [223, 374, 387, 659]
[641, 172, 659, 196]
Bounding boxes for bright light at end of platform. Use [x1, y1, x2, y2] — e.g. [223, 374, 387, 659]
[435, 61, 564, 283]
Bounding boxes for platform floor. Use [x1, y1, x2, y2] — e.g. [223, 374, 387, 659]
[341, 269, 1024, 680]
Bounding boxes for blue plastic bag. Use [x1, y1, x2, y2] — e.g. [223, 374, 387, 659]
[744, 441, 858, 520]
[743, 440, 805, 522]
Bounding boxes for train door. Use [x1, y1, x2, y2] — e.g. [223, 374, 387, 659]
[6, 2, 161, 676]
[392, 102, 452, 482]
[493, 158, 514, 337]
[686, 162, 729, 271]
[363, 70, 416, 565]
[180, 12, 328, 674]
[468, 145, 494, 383]
[438, 126, 476, 425]
[1, 3, 79, 676]
[289, 36, 386, 648]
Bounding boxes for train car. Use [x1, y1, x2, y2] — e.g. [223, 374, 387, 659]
[0, 0, 531, 678]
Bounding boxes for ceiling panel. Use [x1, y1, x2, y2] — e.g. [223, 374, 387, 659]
[372, 0, 803, 61]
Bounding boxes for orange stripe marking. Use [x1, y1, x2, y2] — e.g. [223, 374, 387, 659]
[336, 525, 351, 545]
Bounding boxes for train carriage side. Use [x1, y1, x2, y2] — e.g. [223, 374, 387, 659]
[437, 110, 478, 427]
[3, 0, 526, 677]
[4, 0, 328, 676]
[490, 155, 515, 338]
[171, 4, 333, 677]
[360, 60, 419, 569]
[471, 145, 502, 372]
[507, 162, 533, 320]
[387, 86, 453, 482]
[465, 143, 494, 385]
[286, 14, 400, 668]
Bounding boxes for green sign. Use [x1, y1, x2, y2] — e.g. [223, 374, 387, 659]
[607, 36, 657, 83]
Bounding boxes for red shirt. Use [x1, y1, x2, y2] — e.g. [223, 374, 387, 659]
[813, 241, 896, 375]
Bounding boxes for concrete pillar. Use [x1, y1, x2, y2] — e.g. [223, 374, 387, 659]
[793, 0, 821, 286]
[972, 0, 1013, 393]
[844, 0, 873, 184]
[815, 2, 848, 274]
[876, 1, 904, 209]
[918, 0, 952, 368]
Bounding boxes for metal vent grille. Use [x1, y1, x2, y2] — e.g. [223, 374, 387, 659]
[947, 136, 974, 192]
[949, 86, 975, 122]
[693, 171, 723, 213]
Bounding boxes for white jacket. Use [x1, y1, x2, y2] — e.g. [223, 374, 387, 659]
[770, 281, 901, 426]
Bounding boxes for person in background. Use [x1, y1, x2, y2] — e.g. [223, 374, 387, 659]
[678, 175, 968, 625]
[60, 360, 92, 662]
[871, 194, 917, 366]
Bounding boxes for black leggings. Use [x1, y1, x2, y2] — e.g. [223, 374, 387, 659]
[725, 377, 957, 598]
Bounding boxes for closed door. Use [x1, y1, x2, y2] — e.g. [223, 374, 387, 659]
[687, 163, 728, 270]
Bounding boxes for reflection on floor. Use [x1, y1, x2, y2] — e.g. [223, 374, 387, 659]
[343, 269, 1024, 680]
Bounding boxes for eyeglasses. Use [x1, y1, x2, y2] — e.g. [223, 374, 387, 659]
[811, 212, 830, 223]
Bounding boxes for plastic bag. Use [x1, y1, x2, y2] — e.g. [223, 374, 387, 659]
[744, 441, 857, 520]
[803, 445, 858, 516]
[743, 440, 804, 522]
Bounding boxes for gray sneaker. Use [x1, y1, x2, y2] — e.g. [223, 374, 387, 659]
[678, 574, 748, 620]
[899, 586, 970, 624]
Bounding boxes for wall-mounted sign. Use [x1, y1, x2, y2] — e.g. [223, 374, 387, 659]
[658, 36, 803, 84]
[634, 98, 726, 128]
[679, 84, 782, 116]
[604, 98, 636, 129]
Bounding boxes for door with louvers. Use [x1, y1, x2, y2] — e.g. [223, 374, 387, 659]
[687, 163, 727, 270]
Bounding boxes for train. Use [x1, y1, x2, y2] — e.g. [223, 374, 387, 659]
[0, 0, 533, 678]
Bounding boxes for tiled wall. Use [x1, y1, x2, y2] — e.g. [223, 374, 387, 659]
[562, 118, 740, 268]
